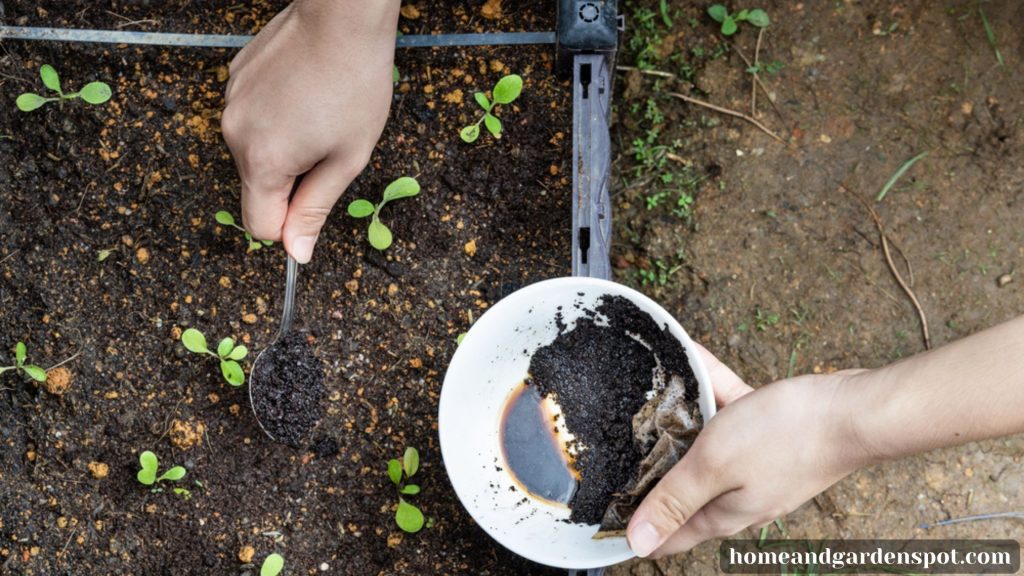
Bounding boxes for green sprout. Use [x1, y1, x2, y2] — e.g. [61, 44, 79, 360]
[0, 342, 47, 382]
[388, 447, 424, 533]
[347, 177, 421, 250]
[137, 450, 187, 487]
[181, 328, 248, 386]
[707, 5, 769, 36]
[16, 64, 112, 112]
[215, 211, 274, 252]
[460, 74, 523, 143]
[261, 553, 284, 576]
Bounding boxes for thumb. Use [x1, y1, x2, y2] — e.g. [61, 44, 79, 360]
[626, 450, 721, 557]
[281, 159, 355, 263]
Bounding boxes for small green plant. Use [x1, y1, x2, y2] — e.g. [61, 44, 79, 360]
[16, 64, 112, 112]
[460, 74, 523, 143]
[261, 553, 284, 576]
[215, 211, 274, 252]
[388, 447, 424, 533]
[707, 5, 769, 36]
[0, 342, 47, 382]
[347, 177, 421, 250]
[181, 328, 248, 386]
[137, 450, 186, 487]
[754, 308, 780, 331]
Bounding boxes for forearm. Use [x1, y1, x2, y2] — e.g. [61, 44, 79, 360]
[841, 315, 1024, 463]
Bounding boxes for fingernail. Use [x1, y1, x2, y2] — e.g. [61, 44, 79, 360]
[628, 521, 661, 558]
[291, 235, 316, 264]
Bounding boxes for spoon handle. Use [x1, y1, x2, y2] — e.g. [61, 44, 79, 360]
[280, 254, 298, 336]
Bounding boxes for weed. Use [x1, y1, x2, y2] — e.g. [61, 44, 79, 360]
[347, 176, 421, 250]
[215, 211, 274, 252]
[746, 60, 784, 75]
[460, 74, 523, 142]
[388, 447, 424, 533]
[978, 8, 1004, 66]
[754, 308, 780, 331]
[876, 151, 929, 202]
[137, 450, 186, 487]
[707, 5, 770, 36]
[181, 328, 248, 386]
[638, 259, 682, 286]
[261, 553, 284, 576]
[17, 65, 111, 112]
[0, 342, 47, 382]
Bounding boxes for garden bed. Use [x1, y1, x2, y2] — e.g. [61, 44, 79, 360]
[1, 1, 570, 574]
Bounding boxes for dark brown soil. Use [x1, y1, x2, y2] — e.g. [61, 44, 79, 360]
[529, 295, 696, 524]
[250, 332, 326, 447]
[0, 1, 568, 574]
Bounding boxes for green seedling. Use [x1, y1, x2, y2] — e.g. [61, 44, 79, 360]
[707, 5, 769, 36]
[261, 553, 284, 576]
[215, 211, 273, 252]
[136, 450, 187, 487]
[0, 342, 47, 382]
[16, 64, 112, 112]
[460, 74, 523, 143]
[181, 328, 248, 386]
[388, 447, 424, 533]
[754, 308, 780, 331]
[347, 176, 421, 250]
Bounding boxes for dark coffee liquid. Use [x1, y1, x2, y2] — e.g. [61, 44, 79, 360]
[499, 380, 579, 505]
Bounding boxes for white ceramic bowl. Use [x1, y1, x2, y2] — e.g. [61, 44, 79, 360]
[439, 277, 716, 570]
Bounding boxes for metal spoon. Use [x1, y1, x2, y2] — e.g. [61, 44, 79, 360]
[248, 253, 298, 441]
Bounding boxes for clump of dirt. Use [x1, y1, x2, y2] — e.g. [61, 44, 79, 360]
[529, 295, 698, 524]
[250, 332, 326, 447]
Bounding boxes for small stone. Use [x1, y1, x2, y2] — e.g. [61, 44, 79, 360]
[88, 462, 109, 479]
[387, 283, 399, 297]
[238, 545, 255, 564]
[169, 419, 206, 450]
[320, 563, 329, 571]
[443, 89, 464, 105]
[464, 239, 477, 257]
[43, 367, 73, 395]
[400, 4, 420, 19]
[345, 279, 359, 295]
[387, 532, 404, 548]
[218, 276, 232, 289]
[242, 313, 257, 324]
[135, 247, 151, 264]
[481, 0, 502, 20]
[997, 273, 1013, 287]
[961, 101, 973, 115]
[819, 134, 832, 144]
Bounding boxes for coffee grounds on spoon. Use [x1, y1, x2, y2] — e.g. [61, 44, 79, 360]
[251, 332, 326, 447]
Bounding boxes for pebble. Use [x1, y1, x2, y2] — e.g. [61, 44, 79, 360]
[238, 545, 255, 563]
[87, 462, 109, 479]
[997, 273, 1013, 287]
[43, 367, 73, 395]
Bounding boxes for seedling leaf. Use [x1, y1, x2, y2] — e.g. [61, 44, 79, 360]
[79, 82, 112, 105]
[23, 365, 47, 382]
[261, 553, 285, 576]
[215, 211, 236, 226]
[40, 65, 61, 93]
[746, 9, 770, 27]
[15, 342, 26, 365]
[221, 360, 245, 386]
[400, 484, 420, 495]
[217, 337, 234, 358]
[159, 466, 187, 482]
[721, 17, 738, 35]
[474, 91, 491, 111]
[228, 345, 248, 361]
[368, 218, 393, 250]
[736, 9, 749, 20]
[708, 4, 728, 22]
[388, 459, 402, 485]
[460, 124, 480, 143]
[484, 113, 502, 138]
[876, 151, 929, 202]
[138, 451, 158, 485]
[182, 328, 208, 353]
[396, 499, 425, 533]
[16, 93, 47, 112]
[382, 176, 421, 203]
[492, 74, 522, 105]
[347, 199, 375, 218]
[403, 447, 419, 478]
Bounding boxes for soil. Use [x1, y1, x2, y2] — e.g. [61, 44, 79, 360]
[250, 332, 326, 447]
[529, 295, 697, 525]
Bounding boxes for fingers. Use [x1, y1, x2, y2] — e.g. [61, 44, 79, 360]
[648, 491, 752, 558]
[282, 158, 360, 263]
[626, 446, 727, 558]
[694, 341, 754, 407]
[237, 164, 295, 243]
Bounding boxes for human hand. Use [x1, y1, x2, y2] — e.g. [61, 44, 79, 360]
[222, 0, 400, 263]
[626, 345, 874, 558]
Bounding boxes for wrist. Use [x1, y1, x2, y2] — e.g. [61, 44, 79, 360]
[831, 369, 892, 468]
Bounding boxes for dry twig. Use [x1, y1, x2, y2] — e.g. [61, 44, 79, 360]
[751, 28, 764, 117]
[842, 184, 931, 349]
[668, 91, 785, 144]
